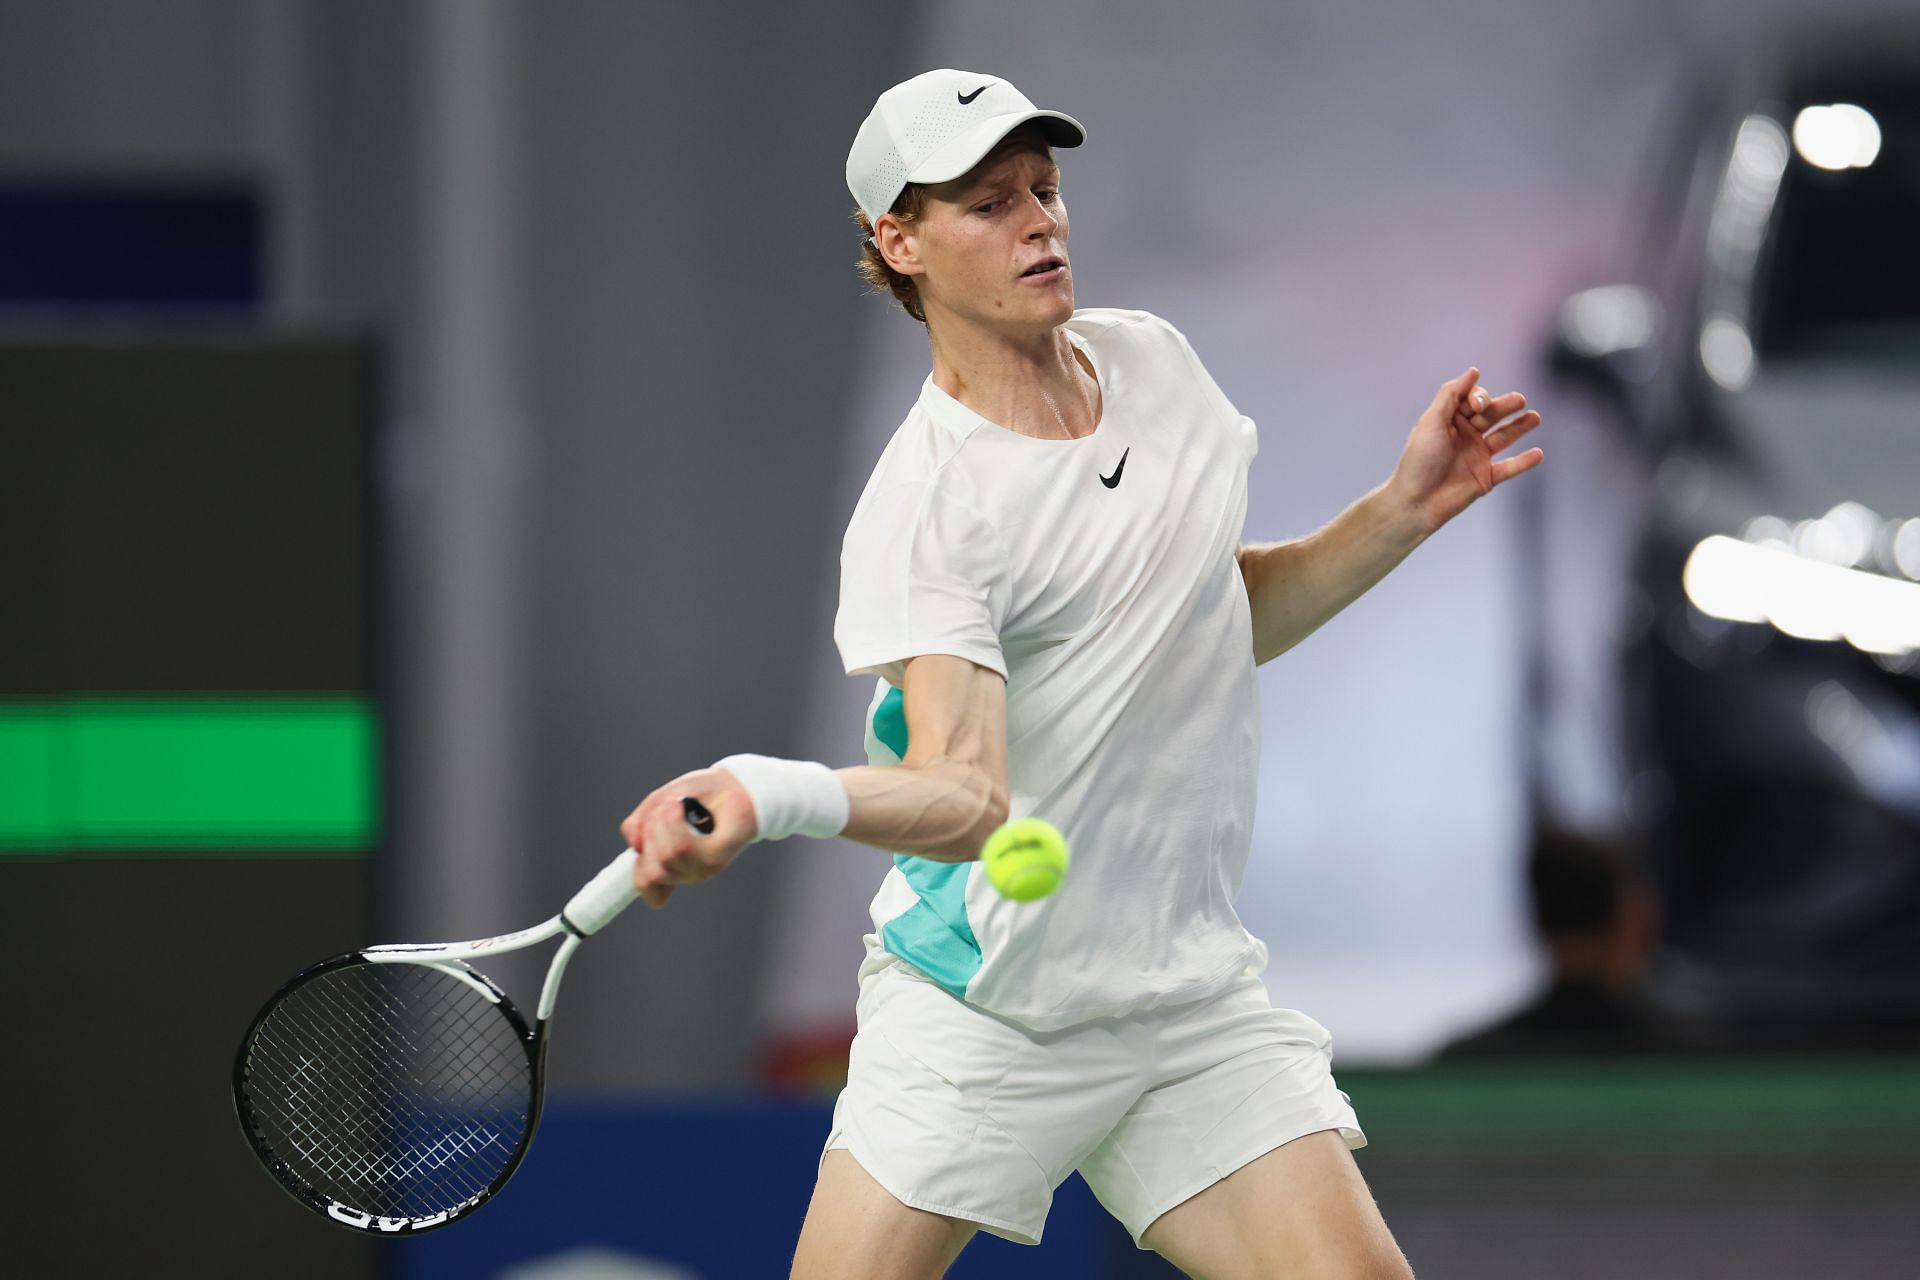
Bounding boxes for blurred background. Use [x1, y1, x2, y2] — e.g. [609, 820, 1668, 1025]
[4, 0, 1917, 1276]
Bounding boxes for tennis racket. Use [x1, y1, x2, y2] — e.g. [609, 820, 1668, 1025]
[232, 796, 714, 1234]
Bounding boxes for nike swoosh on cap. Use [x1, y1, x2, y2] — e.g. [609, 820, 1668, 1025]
[958, 84, 991, 104]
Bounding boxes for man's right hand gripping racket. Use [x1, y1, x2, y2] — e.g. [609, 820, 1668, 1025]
[232, 797, 714, 1234]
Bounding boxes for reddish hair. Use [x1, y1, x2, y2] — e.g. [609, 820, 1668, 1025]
[853, 184, 933, 324]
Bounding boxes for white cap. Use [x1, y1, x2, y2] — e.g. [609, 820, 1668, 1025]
[846, 69, 1086, 224]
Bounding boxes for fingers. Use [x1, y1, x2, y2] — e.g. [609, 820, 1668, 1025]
[648, 800, 702, 874]
[1471, 390, 1525, 423]
[1482, 408, 1542, 453]
[1450, 390, 1545, 487]
[1492, 446, 1545, 485]
[1453, 388, 1526, 429]
[637, 801, 699, 896]
[623, 793, 672, 906]
[1430, 366, 1480, 417]
[631, 820, 691, 908]
[618, 796, 652, 853]
[1488, 390, 1525, 416]
[623, 775, 736, 909]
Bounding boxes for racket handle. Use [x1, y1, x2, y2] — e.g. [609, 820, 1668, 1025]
[564, 797, 717, 934]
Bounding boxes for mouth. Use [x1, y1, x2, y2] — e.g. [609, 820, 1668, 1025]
[1019, 256, 1067, 283]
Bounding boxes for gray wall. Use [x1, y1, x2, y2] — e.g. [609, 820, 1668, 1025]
[0, 0, 912, 1091]
[514, 2, 918, 1089]
[0, 0, 256, 166]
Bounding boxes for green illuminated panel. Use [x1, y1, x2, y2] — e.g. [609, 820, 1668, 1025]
[0, 697, 376, 855]
[1345, 1058, 1920, 1141]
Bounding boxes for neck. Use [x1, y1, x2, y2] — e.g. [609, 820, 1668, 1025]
[924, 311, 1099, 441]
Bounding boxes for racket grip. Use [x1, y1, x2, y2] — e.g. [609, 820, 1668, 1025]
[564, 797, 717, 934]
[565, 849, 640, 935]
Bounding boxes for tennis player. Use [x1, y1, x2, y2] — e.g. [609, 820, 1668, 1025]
[620, 68, 1543, 1279]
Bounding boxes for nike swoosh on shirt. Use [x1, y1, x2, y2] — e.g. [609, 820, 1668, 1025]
[958, 85, 990, 104]
[1099, 448, 1129, 489]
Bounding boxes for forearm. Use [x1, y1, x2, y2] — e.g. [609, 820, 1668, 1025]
[835, 758, 1008, 863]
[1238, 479, 1430, 665]
[628, 651, 1010, 906]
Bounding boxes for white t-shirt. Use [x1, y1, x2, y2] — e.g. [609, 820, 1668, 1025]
[834, 307, 1266, 1030]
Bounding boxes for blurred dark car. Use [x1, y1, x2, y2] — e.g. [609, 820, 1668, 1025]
[1546, 24, 1920, 1047]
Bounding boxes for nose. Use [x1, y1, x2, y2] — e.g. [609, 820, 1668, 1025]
[1020, 190, 1059, 240]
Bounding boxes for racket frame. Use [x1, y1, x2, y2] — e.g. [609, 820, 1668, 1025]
[233, 797, 711, 1233]
[231, 946, 550, 1233]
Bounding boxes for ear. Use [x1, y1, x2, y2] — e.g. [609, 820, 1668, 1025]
[872, 213, 926, 279]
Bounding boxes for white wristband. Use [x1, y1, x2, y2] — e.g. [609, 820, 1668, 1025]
[713, 753, 850, 843]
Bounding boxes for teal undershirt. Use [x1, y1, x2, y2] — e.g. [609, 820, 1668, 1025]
[872, 684, 981, 998]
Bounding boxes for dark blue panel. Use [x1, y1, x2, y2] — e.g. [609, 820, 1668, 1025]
[0, 181, 261, 306]
[390, 1098, 1168, 1279]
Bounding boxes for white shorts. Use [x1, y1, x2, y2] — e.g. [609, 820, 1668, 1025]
[821, 953, 1366, 1248]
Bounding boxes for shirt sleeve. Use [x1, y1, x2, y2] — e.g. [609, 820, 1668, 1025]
[834, 478, 1010, 686]
[1161, 316, 1259, 464]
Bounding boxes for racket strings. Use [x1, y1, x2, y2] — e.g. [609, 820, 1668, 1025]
[239, 962, 534, 1220]
[260, 996, 510, 1188]
[255, 970, 524, 1210]
[294, 973, 522, 1200]
[255, 997, 509, 1207]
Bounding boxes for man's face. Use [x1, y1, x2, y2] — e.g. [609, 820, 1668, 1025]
[890, 139, 1073, 333]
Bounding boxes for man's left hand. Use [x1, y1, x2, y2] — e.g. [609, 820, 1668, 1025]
[1388, 367, 1544, 535]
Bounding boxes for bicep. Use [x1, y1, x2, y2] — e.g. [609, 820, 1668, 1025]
[900, 654, 1008, 796]
[836, 654, 1009, 860]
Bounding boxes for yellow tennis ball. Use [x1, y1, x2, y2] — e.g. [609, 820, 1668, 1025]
[982, 818, 1070, 901]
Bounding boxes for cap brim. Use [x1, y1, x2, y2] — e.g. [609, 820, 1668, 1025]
[903, 110, 1087, 187]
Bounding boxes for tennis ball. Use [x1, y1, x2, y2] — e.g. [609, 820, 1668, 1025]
[981, 818, 1070, 901]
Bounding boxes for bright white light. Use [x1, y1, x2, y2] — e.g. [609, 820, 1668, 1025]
[1894, 519, 1920, 580]
[1823, 501, 1881, 568]
[1792, 103, 1883, 171]
[1731, 114, 1791, 187]
[1700, 314, 1755, 389]
[1683, 535, 1920, 655]
[1709, 116, 1790, 269]
[1845, 572, 1920, 655]
[1682, 536, 1774, 625]
[1793, 516, 1849, 566]
[1560, 285, 1659, 358]
[1767, 549, 1850, 641]
[1742, 514, 1793, 550]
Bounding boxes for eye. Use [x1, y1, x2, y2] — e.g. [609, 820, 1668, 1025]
[1036, 188, 1059, 202]
[974, 201, 998, 215]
